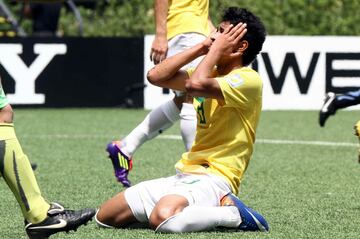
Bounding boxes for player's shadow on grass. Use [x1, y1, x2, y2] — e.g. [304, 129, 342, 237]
[100, 222, 254, 233]
[127, 222, 150, 229]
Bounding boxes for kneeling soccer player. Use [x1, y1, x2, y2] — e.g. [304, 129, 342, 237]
[96, 7, 269, 233]
[0, 79, 95, 238]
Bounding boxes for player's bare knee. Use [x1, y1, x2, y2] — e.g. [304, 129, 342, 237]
[149, 206, 178, 229]
[95, 207, 114, 227]
[150, 194, 189, 228]
[0, 104, 14, 123]
[97, 207, 127, 228]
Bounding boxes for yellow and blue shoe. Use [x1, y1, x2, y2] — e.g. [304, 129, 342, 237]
[221, 193, 269, 232]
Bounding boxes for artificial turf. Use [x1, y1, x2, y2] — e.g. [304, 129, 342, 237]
[1, 108, 359, 238]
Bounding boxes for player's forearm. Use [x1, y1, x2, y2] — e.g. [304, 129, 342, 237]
[190, 46, 221, 81]
[149, 74, 186, 92]
[147, 42, 207, 83]
[154, 0, 168, 38]
[184, 47, 222, 98]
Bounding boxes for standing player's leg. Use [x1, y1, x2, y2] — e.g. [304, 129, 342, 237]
[171, 33, 207, 151]
[106, 98, 179, 187]
[320, 89, 360, 127]
[0, 123, 95, 238]
[174, 93, 196, 151]
[0, 123, 50, 224]
[106, 34, 206, 186]
[0, 103, 95, 238]
[179, 100, 197, 150]
[335, 89, 360, 108]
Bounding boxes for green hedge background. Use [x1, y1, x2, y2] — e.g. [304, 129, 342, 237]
[9, 0, 360, 36]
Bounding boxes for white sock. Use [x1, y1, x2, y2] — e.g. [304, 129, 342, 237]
[155, 206, 241, 233]
[179, 103, 197, 151]
[122, 100, 180, 156]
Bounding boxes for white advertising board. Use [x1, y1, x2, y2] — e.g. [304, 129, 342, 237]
[144, 35, 360, 110]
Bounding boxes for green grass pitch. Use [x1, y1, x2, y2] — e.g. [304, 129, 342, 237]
[1, 108, 360, 239]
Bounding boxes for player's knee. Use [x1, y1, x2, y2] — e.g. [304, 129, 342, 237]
[156, 214, 196, 233]
[149, 206, 178, 229]
[0, 104, 14, 123]
[96, 206, 131, 228]
[95, 208, 116, 228]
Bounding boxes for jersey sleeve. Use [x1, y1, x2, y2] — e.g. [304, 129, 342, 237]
[186, 67, 195, 78]
[216, 70, 262, 109]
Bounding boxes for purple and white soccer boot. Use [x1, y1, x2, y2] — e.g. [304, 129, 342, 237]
[106, 141, 133, 187]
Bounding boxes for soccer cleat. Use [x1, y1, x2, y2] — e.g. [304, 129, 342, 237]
[106, 141, 133, 187]
[220, 193, 269, 232]
[319, 92, 337, 127]
[25, 202, 95, 239]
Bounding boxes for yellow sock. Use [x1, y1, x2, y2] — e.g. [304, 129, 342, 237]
[0, 124, 50, 223]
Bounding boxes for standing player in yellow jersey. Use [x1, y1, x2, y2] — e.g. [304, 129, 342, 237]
[106, 0, 215, 187]
[0, 78, 95, 238]
[96, 7, 268, 233]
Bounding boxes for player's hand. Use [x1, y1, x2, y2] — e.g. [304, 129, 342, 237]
[200, 30, 217, 54]
[210, 22, 247, 56]
[150, 35, 168, 65]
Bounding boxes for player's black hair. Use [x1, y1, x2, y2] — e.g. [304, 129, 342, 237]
[222, 7, 266, 66]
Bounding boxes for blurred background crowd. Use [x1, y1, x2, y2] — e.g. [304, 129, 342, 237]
[1, 0, 360, 38]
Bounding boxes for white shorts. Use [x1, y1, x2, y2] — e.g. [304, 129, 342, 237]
[124, 173, 231, 223]
[167, 33, 207, 97]
[167, 32, 207, 69]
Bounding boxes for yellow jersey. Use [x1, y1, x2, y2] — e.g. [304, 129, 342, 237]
[167, 0, 210, 40]
[175, 67, 263, 194]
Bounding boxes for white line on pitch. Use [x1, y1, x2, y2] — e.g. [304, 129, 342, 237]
[255, 138, 358, 147]
[20, 134, 358, 147]
[157, 135, 358, 147]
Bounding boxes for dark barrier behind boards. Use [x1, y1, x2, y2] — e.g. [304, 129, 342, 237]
[0, 37, 144, 107]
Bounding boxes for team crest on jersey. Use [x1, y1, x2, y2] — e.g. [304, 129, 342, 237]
[225, 74, 244, 88]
